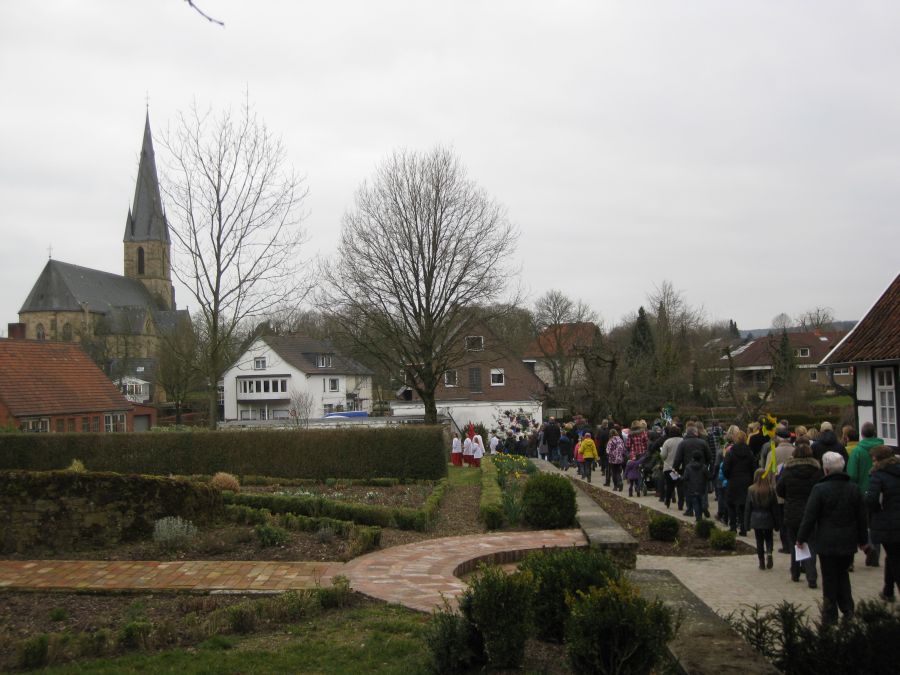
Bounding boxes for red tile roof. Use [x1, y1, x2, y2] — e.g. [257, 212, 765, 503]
[0, 339, 132, 417]
[524, 322, 600, 359]
[721, 331, 846, 369]
[822, 272, 900, 365]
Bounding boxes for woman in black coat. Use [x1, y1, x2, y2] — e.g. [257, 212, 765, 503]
[776, 443, 823, 586]
[723, 430, 756, 536]
[865, 445, 900, 602]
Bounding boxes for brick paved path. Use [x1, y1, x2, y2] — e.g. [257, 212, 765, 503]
[342, 530, 587, 612]
[0, 560, 336, 593]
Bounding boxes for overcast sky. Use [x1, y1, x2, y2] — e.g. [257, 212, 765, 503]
[2, 1, 898, 337]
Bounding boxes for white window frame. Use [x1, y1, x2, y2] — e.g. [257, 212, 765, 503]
[875, 368, 897, 445]
[317, 354, 333, 368]
[794, 347, 810, 358]
[465, 336, 484, 351]
[329, 377, 340, 392]
[809, 371, 818, 382]
[833, 367, 851, 376]
[444, 370, 458, 387]
[253, 357, 267, 370]
[490, 368, 505, 386]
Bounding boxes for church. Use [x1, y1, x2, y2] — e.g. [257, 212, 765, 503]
[16, 114, 190, 404]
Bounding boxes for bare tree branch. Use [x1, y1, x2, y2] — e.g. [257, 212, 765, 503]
[184, 0, 224, 27]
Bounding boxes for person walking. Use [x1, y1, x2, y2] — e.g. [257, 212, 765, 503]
[848, 421, 886, 567]
[580, 432, 599, 484]
[544, 417, 561, 464]
[558, 431, 573, 472]
[776, 442, 823, 587]
[674, 424, 711, 517]
[451, 433, 463, 467]
[606, 428, 626, 491]
[683, 451, 710, 524]
[865, 445, 900, 602]
[659, 425, 684, 510]
[471, 435, 484, 468]
[723, 430, 756, 536]
[744, 468, 780, 570]
[462, 436, 474, 467]
[797, 452, 869, 625]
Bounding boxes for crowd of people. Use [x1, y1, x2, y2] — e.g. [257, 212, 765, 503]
[512, 413, 898, 626]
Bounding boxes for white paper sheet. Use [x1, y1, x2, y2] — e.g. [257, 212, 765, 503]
[795, 544, 812, 561]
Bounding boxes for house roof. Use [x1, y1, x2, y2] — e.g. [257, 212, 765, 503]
[123, 113, 170, 244]
[261, 335, 373, 376]
[822, 272, 900, 365]
[0, 339, 132, 417]
[524, 322, 600, 359]
[720, 330, 847, 369]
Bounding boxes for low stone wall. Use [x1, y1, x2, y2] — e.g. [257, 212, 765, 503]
[0, 470, 222, 554]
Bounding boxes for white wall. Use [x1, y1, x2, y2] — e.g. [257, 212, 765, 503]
[855, 365, 875, 430]
[391, 400, 542, 432]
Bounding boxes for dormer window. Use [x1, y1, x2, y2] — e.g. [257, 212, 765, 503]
[465, 336, 484, 351]
[317, 354, 333, 368]
[794, 347, 810, 358]
[253, 357, 267, 370]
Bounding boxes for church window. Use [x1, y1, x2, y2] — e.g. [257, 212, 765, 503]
[36, 324, 46, 340]
[137, 247, 145, 275]
[62, 323, 73, 341]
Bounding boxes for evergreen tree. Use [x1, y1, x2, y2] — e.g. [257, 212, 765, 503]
[628, 306, 655, 361]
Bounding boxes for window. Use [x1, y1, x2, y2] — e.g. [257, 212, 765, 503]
[324, 404, 335, 414]
[62, 323, 73, 341]
[809, 371, 818, 382]
[468, 367, 482, 392]
[104, 413, 126, 432]
[137, 247, 145, 275]
[82, 417, 90, 432]
[465, 336, 484, 351]
[281, 379, 287, 392]
[92, 416, 100, 432]
[36, 323, 45, 340]
[329, 378, 340, 392]
[876, 368, 897, 444]
[253, 357, 267, 370]
[523, 360, 536, 374]
[834, 367, 851, 376]
[56, 419, 64, 433]
[255, 380, 262, 393]
[272, 409, 290, 419]
[67, 418, 76, 432]
[240, 409, 257, 420]
[490, 368, 505, 386]
[794, 347, 811, 358]
[444, 370, 458, 387]
[21, 418, 49, 433]
[263, 380, 270, 393]
[317, 354, 333, 368]
[258, 408, 268, 421]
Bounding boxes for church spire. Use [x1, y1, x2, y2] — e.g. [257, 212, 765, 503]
[123, 112, 170, 244]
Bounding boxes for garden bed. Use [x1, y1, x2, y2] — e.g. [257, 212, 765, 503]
[579, 482, 756, 557]
[242, 481, 433, 509]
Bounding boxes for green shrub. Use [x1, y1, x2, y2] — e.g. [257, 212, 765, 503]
[709, 529, 736, 550]
[425, 600, 484, 674]
[459, 566, 533, 669]
[16, 634, 49, 669]
[479, 458, 504, 529]
[0, 426, 447, 480]
[153, 516, 198, 550]
[694, 518, 715, 540]
[518, 546, 620, 642]
[67, 459, 86, 472]
[566, 578, 676, 675]
[74, 629, 111, 658]
[226, 604, 257, 634]
[118, 620, 152, 650]
[501, 481, 523, 525]
[318, 575, 352, 609]
[254, 523, 290, 547]
[49, 607, 68, 622]
[521, 473, 577, 529]
[648, 514, 680, 542]
[210, 472, 240, 492]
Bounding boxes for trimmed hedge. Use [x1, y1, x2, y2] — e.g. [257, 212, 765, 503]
[0, 427, 447, 480]
[222, 478, 449, 532]
[479, 457, 504, 529]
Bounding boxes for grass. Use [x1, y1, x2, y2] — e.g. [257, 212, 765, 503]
[811, 394, 853, 407]
[39, 602, 430, 674]
[447, 464, 481, 487]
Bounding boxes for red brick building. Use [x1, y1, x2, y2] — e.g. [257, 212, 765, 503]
[0, 336, 154, 432]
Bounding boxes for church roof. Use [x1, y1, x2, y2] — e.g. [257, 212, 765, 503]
[20, 260, 156, 314]
[123, 113, 170, 244]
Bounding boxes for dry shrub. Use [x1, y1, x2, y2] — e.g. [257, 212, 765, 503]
[211, 472, 240, 493]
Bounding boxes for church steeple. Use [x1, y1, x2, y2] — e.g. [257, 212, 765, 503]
[123, 112, 175, 310]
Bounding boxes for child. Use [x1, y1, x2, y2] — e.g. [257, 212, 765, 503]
[574, 438, 584, 477]
[625, 453, 643, 497]
[683, 451, 711, 523]
[744, 468, 779, 570]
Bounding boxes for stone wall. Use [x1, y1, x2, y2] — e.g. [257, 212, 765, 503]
[0, 470, 222, 554]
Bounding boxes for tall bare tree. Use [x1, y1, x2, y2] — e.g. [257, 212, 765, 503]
[321, 147, 518, 424]
[154, 314, 202, 424]
[162, 98, 308, 427]
[771, 312, 793, 331]
[796, 306, 835, 332]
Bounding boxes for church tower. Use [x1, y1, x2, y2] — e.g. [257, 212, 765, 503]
[123, 113, 175, 310]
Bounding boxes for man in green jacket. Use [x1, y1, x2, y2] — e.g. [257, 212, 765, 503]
[848, 421, 885, 566]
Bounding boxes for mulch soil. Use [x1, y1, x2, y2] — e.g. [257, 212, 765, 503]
[578, 481, 756, 556]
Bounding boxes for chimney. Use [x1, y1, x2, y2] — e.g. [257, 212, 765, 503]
[7, 323, 26, 339]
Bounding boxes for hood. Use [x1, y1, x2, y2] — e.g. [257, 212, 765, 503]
[784, 457, 821, 475]
[817, 429, 839, 446]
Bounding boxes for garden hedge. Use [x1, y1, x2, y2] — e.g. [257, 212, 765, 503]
[478, 457, 504, 529]
[0, 427, 447, 480]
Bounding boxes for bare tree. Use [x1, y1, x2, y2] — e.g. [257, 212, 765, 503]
[796, 306, 835, 332]
[771, 312, 793, 331]
[532, 289, 598, 410]
[162, 98, 308, 428]
[320, 147, 519, 424]
[155, 314, 202, 424]
[289, 389, 315, 429]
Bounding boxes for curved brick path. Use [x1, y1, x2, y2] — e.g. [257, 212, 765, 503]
[342, 530, 587, 612]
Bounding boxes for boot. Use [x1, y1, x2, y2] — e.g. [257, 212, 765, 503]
[758, 556, 766, 570]
[766, 554, 773, 569]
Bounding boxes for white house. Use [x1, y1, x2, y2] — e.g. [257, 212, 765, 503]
[222, 335, 373, 422]
[821, 272, 899, 448]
